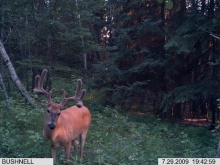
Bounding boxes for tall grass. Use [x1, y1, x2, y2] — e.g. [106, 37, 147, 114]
[0, 98, 219, 165]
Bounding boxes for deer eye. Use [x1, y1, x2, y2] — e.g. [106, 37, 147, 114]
[47, 110, 50, 113]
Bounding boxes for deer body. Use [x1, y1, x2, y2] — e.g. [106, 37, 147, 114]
[33, 69, 91, 165]
[43, 105, 91, 145]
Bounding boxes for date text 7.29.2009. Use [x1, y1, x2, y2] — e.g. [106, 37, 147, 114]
[158, 158, 219, 165]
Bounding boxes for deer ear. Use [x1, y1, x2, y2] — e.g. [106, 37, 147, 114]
[47, 103, 52, 106]
[76, 102, 83, 108]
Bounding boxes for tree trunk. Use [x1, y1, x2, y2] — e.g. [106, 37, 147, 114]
[0, 72, 12, 115]
[216, 140, 220, 158]
[209, 0, 217, 129]
[0, 40, 35, 107]
[75, 0, 87, 70]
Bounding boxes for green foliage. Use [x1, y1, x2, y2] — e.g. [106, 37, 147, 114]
[164, 13, 220, 54]
[1, 0, 103, 73]
[0, 3, 220, 164]
[157, 0, 164, 3]
[0, 98, 50, 158]
[156, 0, 173, 9]
[217, 99, 220, 110]
[160, 80, 217, 112]
[161, 9, 220, 115]
[16, 58, 48, 70]
[94, 0, 166, 110]
[0, 97, 218, 164]
[87, 110, 217, 164]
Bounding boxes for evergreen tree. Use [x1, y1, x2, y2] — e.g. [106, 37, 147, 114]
[95, 0, 166, 111]
[162, 0, 220, 122]
[94, 0, 220, 123]
[0, 0, 104, 90]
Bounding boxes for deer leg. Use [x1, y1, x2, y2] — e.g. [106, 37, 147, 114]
[73, 139, 79, 157]
[65, 142, 72, 165]
[79, 130, 88, 159]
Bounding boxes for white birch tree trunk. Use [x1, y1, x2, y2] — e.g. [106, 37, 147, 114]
[0, 40, 35, 107]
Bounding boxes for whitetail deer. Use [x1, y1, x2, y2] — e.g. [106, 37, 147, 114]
[33, 69, 91, 165]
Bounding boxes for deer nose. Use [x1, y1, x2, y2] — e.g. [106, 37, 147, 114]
[48, 123, 56, 130]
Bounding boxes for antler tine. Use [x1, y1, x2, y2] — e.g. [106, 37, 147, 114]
[39, 69, 48, 89]
[75, 89, 86, 108]
[59, 89, 67, 109]
[59, 79, 86, 109]
[33, 69, 54, 104]
[73, 79, 85, 108]
[35, 75, 40, 89]
[33, 69, 48, 94]
[80, 89, 86, 100]
[47, 88, 55, 104]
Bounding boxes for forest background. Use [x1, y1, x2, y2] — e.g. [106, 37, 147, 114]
[1, 0, 220, 164]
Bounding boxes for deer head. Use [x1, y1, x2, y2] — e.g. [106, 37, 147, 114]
[33, 69, 86, 130]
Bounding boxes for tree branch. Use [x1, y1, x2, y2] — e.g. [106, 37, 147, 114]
[196, 24, 220, 40]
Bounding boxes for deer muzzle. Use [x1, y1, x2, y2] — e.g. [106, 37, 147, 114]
[48, 123, 56, 130]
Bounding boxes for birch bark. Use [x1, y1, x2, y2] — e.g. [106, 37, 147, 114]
[0, 40, 35, 107]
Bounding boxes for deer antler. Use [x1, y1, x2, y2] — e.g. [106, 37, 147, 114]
[59, 79, 86, 109]
[34, 69, 86, 107]
[33, 69, 54, 104]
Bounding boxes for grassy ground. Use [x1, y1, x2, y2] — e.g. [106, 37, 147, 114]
[81, 107, 218, 165]
[0, 101, 219, 165]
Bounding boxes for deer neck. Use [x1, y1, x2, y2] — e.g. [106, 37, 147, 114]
[43, 126, 51, 141]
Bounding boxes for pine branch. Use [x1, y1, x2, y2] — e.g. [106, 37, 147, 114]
[196, 24, 220, 40]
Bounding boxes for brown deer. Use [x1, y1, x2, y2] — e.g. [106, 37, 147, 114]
[33, 69, 91, 165]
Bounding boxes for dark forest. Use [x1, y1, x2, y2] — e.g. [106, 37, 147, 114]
[1, 0, 220, 164]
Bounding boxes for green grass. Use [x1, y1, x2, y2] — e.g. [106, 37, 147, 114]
[0, 100, 219, 165]
[83, 107, 218, 165]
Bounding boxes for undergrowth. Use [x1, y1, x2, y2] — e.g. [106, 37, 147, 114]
[0, 98, 219, 165]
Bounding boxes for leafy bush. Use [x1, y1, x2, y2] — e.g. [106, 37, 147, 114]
[0, 98, 50, 158]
